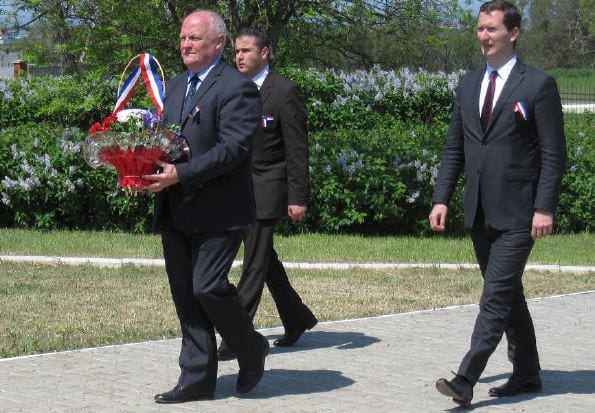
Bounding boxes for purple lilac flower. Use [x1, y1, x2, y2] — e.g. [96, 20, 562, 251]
[1, 177, 19, 189]
[0, 80, 14, 100]
[337, 150, 363, 176]
[65, 179, 75, 193]
[59, 138, 82, 153]
[10, 144, 25, 160]
[34, 154, 52, 171]
[20, 160, 34, 174]
[19, 176, 40, 191]
[406, 191, 420, 203]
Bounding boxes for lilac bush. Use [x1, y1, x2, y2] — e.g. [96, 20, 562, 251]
[0, 124, 153, 231]
[0, 70, 591, 234]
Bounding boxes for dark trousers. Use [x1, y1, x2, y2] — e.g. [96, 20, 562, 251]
[458, 213, 541, 384]
[236, 219, 315, 332]
[161, 229, 263, 392]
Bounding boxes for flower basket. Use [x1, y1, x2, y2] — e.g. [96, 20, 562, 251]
[83, 128, 189, 190]
[83, 53, 188, 193]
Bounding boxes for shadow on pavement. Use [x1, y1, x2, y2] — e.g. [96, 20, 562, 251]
[458, 369, 595, 410]
[267, 330, 381, 355]
[215, 368, 355, 399]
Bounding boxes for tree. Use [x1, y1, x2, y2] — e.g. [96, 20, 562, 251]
[518, 0, 594, 68]
[4, 0, 484, 73]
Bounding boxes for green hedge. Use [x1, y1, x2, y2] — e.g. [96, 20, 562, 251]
[0, 72, 592, 234]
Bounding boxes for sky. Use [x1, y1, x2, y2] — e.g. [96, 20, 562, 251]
[464, 0, 484, 14]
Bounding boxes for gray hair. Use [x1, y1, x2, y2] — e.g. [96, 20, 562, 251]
[190, 9, 227, 38]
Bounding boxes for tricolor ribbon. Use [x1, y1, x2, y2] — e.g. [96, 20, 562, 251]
[261, 115, 274, 127]
[113, 53, 164, 117]
[513, 101, 528, 121]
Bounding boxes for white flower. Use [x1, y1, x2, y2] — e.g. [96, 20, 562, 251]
[116, 109, 149, 123]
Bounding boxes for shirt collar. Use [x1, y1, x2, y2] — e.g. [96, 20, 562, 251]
[252, 64, 270, 89]
[187, 56, 221, 83]
[486, 55, 517, 81]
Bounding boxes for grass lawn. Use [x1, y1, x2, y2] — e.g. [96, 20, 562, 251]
[0, 229, 593, 358]
[1, 229, 594, 265]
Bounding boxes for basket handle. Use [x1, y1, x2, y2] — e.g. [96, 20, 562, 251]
[114, 53, 166, 116]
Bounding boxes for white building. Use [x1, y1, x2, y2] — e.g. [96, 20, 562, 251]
[0, 30, 22, 79]
[0, 30, 16, 45]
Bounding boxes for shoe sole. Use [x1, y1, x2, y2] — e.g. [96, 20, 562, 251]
[154, 394, 214, 404]
[436, 380, 471, 407]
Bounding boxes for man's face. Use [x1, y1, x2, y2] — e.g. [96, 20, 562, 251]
[477, 10, 519, 66]
[179, 12, 224, 72]
[235, 35, 269, 78]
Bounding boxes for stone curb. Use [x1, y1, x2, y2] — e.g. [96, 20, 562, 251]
[1, 255, 593, 273]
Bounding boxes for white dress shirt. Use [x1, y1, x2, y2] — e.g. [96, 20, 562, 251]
[251, 64, 270, 90]
[479, 56, 517, 115]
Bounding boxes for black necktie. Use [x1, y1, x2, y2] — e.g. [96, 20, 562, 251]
[182, 75, 199, 116]
[480, 70, 498, 131]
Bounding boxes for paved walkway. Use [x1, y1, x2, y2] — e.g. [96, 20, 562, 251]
[1, 291, 594, 412]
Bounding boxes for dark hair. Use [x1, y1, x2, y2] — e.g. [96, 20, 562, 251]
[479, 0, 521, 32]
[236, 27, 272, 53]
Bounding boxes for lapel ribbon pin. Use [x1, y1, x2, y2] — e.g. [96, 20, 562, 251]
[189, 104, 200, 119]
[513, 101, 528, 121]
[261, 115, 274, 127]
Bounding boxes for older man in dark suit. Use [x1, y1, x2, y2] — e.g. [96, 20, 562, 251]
[216, 27, 317, 361]
[144, 10, 268, 404]
[429, 0, 566, 407]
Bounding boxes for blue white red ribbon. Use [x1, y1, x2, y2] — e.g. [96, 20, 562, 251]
[513, 101, 528, 121]
[139, 53, 164, 116]
[113, 53, 165, 117]
[261, 115, 274, 127]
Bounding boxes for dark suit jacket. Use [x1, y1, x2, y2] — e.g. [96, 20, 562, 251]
[252, 70, 309, 219]
[153, 60, 261, 233]
[432, 62, 566, 230]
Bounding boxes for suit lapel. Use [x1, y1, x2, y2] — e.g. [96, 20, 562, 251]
[259, 72, 275, 106]
[167, 76, 186, 125]
[180, 61, 225, 123]
[469, 70, 484, 134]
[485, 62, 524, 135]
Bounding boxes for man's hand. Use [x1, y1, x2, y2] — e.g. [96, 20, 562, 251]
[532, 209, 554, 240]
[288, 205, 306, 223]
[429, 203, 448, 232]
[143, 160, 180, 193]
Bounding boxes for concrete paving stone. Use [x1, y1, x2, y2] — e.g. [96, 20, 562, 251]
[1, 291, 594, 411]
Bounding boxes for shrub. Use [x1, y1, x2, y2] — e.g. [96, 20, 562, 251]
[279, 66, 461, 130]
[0, 75, 153, 131]
[0, 124, 153, 232]
[0, 71, 592, 235]
[557, 113, 594, 232]
[294, 122, 464, 235]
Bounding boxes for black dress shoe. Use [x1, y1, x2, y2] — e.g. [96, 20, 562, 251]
[489, 373, 542, 397]
[236, 336, 269, 394]
[154, 385, 214, 404]
[273, 317, 318, 347]
[436, 374, 473, 407]
[217, 341, 237, 361]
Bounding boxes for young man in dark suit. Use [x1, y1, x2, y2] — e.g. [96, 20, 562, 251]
[216, 27, 317, 361]
[143, 10, 268, 403]
[429, 0, 566, 407]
